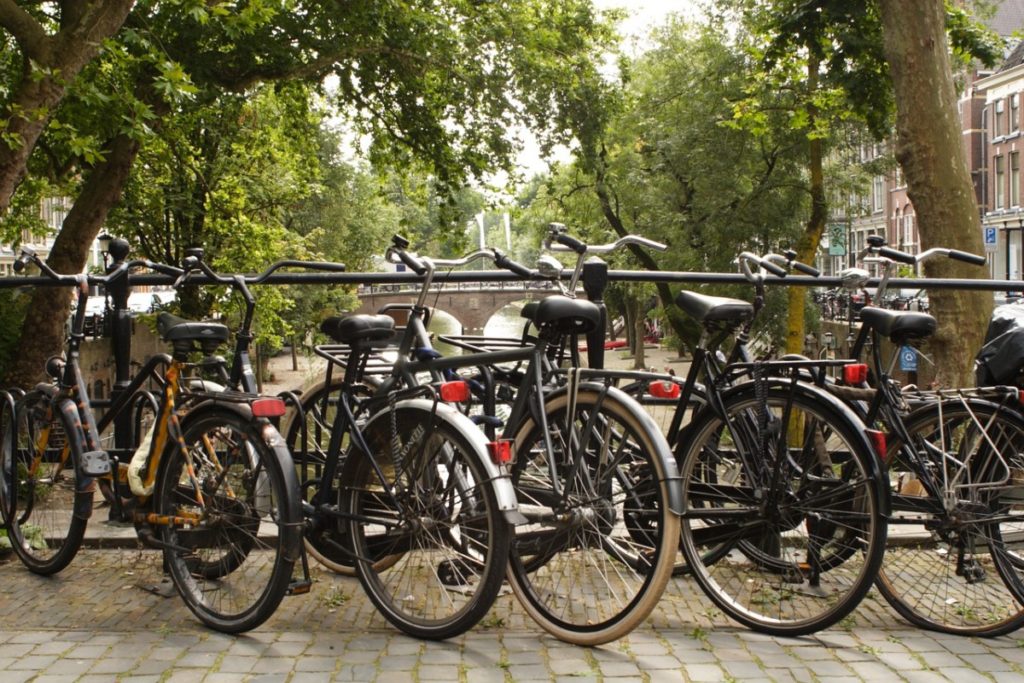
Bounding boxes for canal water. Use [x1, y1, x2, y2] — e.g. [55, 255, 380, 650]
[429, 301, 529, 355]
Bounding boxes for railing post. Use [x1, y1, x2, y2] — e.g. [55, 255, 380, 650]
[105, 238, 133, 452]
[582, 257, 609, 369]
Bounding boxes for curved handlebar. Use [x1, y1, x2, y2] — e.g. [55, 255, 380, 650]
[546, 233, 667, 256]
[737, 252, 787, 280]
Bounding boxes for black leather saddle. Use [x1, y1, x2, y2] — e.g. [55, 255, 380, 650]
[521, 296, 601, 335]
[859, 306, 937, 344]
[675, 290, 754, 325]
[321, 314, 395, 345]
[157, 312, 230, 344]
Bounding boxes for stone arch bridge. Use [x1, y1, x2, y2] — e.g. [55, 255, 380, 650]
[354, 281, 567, 332]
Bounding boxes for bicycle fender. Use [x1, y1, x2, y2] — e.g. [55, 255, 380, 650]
[364, 398, 525, 525]
[54, 398, 97, 520]
[540, 383, 684, 516]
[715, 378, 891, 518]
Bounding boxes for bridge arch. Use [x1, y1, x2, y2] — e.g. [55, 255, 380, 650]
[354, 283, 564, 332]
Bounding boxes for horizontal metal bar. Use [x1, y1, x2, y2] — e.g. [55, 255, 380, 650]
[1, 269, 1022, 292]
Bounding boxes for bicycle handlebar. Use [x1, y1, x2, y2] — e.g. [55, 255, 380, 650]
[737, 252, 787, 280]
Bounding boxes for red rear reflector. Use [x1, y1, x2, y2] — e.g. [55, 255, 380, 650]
[439, 381, 471, 403]
[251, 397, 286, 418]
[843, 363, 868, 385]
[488, 440, 513, 464]
[866, 429, 886, 460]
[648, 380, 680, 399]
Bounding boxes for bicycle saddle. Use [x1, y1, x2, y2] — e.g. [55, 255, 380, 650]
[859, 306, 937, 344]
[156, 312, 230, 344]
[528, 295, 601, 334]
[321, 314, 395, 344]
[674, 290, 754, 324]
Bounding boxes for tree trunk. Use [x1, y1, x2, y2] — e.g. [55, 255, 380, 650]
[4, 132, 140, 388]
[877, 0, 991, 387]
[787, 56, 827, 355]
[0, 0, 135, 213]
[632, 297, 646, 370]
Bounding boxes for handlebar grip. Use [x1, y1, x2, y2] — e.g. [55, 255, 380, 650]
[494, 250, 533, 278]
[877, 246, 915, 264]
[761, 260, 787, 277]
[792, 261, 820, 277]
[554, 233, 587, 255]
[949, 249, 987, 266]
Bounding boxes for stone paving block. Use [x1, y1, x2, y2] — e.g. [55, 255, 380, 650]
[294, 655, 338, 673]
[387, 640, 423, 656]
[132, 658, 176, 676]
[87, 656, 139, 674]
[266, 640, 307, 656]
[634, 655, 683, 670]
[372, 671, 415, 683]
[418, 663, 462, 680]
[683, 663, 726, 681]
[723, 660, 769, 679]
[936, 667, 1001, 683]
[905, 671, 957, 683]
[554, 674, 598, 683]
[465, 667, 508, 683]
[0, 643, 35, 658]
[256, 656, 297, 674]
[216, 655, 259, 673]
[507, 663, 550, 679]
[175, 651, 220, 668]
[334, 664, 378, 681]
[290, 674, 333, 683]
[377, 654, 417, 670]
[548, 657, 592, 675]
[960, 653, 1014, 671]
[803, 659, 856, 678]
[992, 672, 1024, 683]
[9, 654, 58, 670]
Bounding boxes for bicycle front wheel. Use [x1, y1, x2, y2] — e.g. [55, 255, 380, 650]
[156, 407, 301, 633]
[876, 398, 1024, 636]
[341, 402, 511, 640]
[508, 385, 680, 645]
[678, 383, 886, 636]
[0, 391, 89, 575]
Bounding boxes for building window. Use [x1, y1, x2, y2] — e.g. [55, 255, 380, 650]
[1013, 152, 1021, 207]
[996, 99, 1006, 137]
[996, 155, 1006, 209]
[1013, 94, 1021, 132]
[904, 214, 915, 250]
[872, 175, 884, 212]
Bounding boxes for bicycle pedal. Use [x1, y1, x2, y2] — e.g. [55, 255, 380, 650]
[287, 580, 312, 596]
[81, 450, 111, 477]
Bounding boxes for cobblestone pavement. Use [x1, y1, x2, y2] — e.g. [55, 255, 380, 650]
[2, 549, 1023, 682]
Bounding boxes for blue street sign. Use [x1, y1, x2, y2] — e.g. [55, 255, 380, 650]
[899, 345, 918, 372]
[985, 226, 997, 246]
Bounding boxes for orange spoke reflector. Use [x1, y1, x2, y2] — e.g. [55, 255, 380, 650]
[843, 363, 868, 385]
[252, 397, 286, 418]
[439, 381, 471, 403]
[648, 380, 680, 399]
[488, 439, 513, 465]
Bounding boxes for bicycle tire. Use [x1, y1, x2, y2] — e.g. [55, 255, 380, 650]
[156, 406, 301, 633]
[0, 390, 90, 575]
[875, 398, 1024, 636]
[678, 381, 886, 636]
[507, 384, 680, 645]
[341, 401, 511, 640]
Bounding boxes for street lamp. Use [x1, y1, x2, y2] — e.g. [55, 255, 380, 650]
[98, 233, 113, 268]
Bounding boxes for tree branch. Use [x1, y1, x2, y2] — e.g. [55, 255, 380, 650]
[0, 0, 52, 61]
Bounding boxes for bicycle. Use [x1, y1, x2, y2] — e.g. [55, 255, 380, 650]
[826, 238, 1024, 636]
[0, 244, 309, 633]
[288, 235, 681, 645]
[580, 249, 889, 636]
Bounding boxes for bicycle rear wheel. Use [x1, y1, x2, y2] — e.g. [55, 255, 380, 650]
[678, 382, 886, 636]
[507, 385, 680, 645]
[341, 402, 510, 640]
[876, 399, 1024, 636]
[156, 407, 301, 633]
[0, 390, 89, 575]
